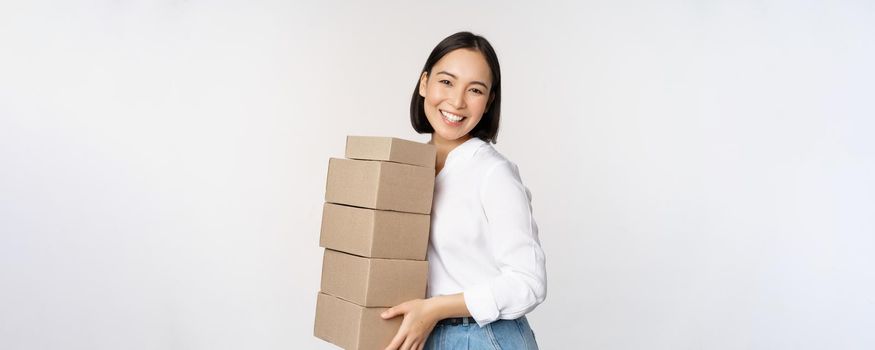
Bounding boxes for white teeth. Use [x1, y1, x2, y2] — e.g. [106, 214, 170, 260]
[441, 110, 464, 122]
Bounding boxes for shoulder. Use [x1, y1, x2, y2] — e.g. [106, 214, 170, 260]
[471, 143, 533, 207]
[470, 142, 522, 182]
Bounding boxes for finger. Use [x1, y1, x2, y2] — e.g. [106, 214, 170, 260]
[384, 328, 406, 350]
[381, 307, 396, 319]
[400, 336, 414, 350]
[381, 303, 408, 319]
[418, 341, 425, 350]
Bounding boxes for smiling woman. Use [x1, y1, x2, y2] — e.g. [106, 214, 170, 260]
[381, 32, 546, 350]
[410, 33, 501, 139]
[417, 48, 494, 145]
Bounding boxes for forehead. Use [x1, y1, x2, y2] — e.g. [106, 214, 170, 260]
[432, 49, 492, 84]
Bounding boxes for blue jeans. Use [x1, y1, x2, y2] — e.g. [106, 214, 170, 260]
[424, 316, 539, 350]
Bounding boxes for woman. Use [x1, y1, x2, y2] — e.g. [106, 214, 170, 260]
[381, 32, 547, 350]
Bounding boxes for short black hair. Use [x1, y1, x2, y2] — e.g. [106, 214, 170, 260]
[410, 31, 502, 144]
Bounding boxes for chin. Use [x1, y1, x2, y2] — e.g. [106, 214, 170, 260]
[434, 128, 469, 142]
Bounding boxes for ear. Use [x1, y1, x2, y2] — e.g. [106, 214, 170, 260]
[418, 71, 428, 98]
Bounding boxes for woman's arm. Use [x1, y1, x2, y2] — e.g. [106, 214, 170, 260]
[463, 160, 547, 325]
[381, 293, 469, 350]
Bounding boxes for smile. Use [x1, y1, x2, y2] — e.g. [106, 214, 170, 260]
[440, 110, 466, 125]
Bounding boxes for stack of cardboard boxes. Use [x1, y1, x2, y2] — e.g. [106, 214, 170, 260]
[314, 136, 436, 350]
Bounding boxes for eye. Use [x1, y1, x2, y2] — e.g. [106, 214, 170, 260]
[439, 80, 452, 86]
[469, 88, 484, 95]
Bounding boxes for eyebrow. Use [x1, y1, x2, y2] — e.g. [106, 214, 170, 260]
[435, 71, 489, 90]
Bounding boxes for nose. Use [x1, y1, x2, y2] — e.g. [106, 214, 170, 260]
[448, 86, 466, 110]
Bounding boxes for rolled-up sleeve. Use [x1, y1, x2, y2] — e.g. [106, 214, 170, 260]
[463, 160, 547, 327]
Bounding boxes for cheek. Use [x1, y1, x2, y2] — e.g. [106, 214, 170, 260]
[424, 87, 446, 107]
[469, 96, 489, 114]
[424, 94, 438, 108]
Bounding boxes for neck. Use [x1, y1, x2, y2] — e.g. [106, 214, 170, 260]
[430, 134, 472, 174]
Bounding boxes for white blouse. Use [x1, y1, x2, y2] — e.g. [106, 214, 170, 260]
[426, 137, 547, 327]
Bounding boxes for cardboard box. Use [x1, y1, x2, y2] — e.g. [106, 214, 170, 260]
[346, 136, 436, 169]
[320, 249, 427, 307]
[314, 292, 401, 350]
[325, 158, 435, 215]
[320, 202, 430, 261]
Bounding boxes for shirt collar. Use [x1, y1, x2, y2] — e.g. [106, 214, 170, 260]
[435, 137, 487, 180]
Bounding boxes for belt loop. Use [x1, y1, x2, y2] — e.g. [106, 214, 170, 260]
[462, 317, 469, 326]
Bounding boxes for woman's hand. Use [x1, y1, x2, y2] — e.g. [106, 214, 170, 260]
[381, 298, 439, 350]
[382, 294, 471, 350]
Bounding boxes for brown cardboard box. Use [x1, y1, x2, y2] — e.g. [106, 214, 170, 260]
[345, 136, 437, 168]
[320, 249, 427, 307]
[325, 158, 435, 215]
[314, 292, 401, 350]
[320, 202, 430, 261]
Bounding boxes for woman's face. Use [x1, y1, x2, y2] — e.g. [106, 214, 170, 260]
[419, 48, 494, 143]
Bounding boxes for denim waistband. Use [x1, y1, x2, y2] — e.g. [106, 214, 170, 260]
[436, 317, 476, 326]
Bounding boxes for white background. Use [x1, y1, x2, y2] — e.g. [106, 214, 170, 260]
[2, 1, 873, 349]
